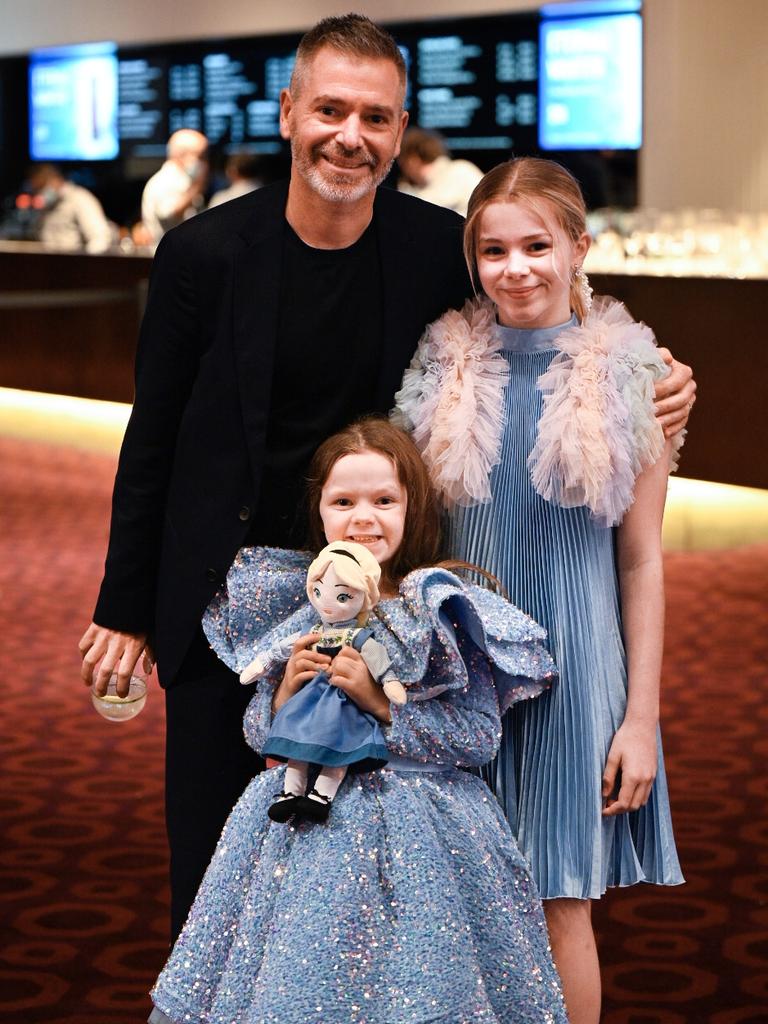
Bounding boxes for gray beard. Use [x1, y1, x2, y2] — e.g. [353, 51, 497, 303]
[291, 140, 394, 203]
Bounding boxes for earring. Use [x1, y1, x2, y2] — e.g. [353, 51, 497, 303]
[572, 265, 593, 317]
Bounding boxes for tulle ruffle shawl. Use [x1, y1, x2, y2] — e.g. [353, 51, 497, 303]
[393, 296, 685, 527]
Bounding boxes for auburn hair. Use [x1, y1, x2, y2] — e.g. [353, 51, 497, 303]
[464, 157, 590, 320]
[306, 417, 443, 586]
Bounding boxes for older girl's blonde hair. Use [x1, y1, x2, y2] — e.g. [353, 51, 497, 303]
[463, 157, 590, 321]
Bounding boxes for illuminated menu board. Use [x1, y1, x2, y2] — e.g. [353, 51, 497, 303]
[114, 13, 538, 164]
[398, 14, 539, 155]
[118, 37, 296, 159]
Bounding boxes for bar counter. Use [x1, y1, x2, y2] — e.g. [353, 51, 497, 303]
[1, 244, 764, 490]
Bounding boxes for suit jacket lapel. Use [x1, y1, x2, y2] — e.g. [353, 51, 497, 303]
[231, 182, 288, 481]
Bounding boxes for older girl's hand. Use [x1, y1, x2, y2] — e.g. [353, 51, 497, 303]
[272, 634, 330, 714]
[330, 647, 392, 725]
[602, 719, 658, 816]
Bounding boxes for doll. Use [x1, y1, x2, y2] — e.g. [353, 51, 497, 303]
[240, 541, 406, 824]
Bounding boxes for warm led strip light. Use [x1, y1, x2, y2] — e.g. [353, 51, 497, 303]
[1, 387, 766, 550]
[0, 386, 130, 453]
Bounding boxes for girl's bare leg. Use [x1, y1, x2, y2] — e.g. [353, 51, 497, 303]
[543, 898, 601, 1024]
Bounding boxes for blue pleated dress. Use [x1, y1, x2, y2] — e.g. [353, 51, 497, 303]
[446, 319, 684, 900]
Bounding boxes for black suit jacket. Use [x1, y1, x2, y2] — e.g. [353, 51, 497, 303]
[94, 181, 472, 685]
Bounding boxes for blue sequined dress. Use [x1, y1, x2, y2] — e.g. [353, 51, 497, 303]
[445, 319, 684, 899]
[149, 549, 567, 1024]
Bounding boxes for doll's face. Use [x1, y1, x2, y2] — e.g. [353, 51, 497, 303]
[309, 563, 367, 624]
[319, 450, 406, 569]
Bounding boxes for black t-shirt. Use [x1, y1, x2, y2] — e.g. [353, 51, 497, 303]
[248, 220, 383, 548]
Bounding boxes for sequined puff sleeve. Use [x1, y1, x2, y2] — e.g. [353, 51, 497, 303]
[384, 639, 502, 767]
[243, 680, 277, 754]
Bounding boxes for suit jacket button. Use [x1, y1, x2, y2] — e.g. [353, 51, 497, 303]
[238, 506, 251, 521]
[206, 568, 218, 582]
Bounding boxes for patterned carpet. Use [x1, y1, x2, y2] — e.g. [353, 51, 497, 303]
[1, 434, 766, 1023]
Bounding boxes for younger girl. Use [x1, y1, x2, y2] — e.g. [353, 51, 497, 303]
[395, 157, 685, 1024]
[149, 418, 567, 1024]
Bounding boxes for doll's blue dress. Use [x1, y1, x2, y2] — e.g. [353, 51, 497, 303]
[149, 548, 567, 1024]
[258, 620, 390, 771]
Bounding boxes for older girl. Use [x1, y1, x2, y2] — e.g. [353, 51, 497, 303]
[395, 157, 685, 1024]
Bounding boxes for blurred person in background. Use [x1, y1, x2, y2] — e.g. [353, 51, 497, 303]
[25, 163, 113, 254]
[207, 152, 264, 209]
[397, 127, 483, 216]
[142, 129, 209, 245]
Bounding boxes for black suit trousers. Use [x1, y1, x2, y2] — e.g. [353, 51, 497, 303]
[164, 629, 265, 942]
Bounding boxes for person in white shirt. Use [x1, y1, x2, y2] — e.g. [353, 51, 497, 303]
[141, 130, 209, 245]
[207, 153, 264, 209]
[27, 164, 113, 254]
[397, 128, 483, 217]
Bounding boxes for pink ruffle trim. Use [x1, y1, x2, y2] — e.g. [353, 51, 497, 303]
[393, 296, 685, 522]
[392, 298, 509, 507]
[529, 296, 684, 526]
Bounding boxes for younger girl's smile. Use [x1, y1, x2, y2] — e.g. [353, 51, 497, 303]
[318, 450, 407, 570]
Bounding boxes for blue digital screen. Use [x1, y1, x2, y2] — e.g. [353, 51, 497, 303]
[539, 10, 642, 150]
[29, 42, 119, 160]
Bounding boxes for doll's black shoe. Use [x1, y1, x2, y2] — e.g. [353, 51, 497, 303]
[296, 789, 332, 823]
[268, 792, 303, 823]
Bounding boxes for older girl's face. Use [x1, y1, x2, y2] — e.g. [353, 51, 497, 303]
[319, 450, 406, 570]
[476, 199, 589, 329]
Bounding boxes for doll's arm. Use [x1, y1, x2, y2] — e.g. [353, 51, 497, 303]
[384, 644, 501, 768]
[358, 636, 407, 706]
[239, 631, 302, 684]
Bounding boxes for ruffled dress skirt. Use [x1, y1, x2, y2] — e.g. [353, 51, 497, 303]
[150, 765, 566, 1024]
[447, 325, 684, 900]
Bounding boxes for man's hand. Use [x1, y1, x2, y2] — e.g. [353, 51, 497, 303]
[79, 623, 153, 698]
[655, 349, 696, 438]
[330, 647, 392, 724]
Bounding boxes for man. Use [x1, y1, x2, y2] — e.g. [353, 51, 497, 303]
[141, 129, 209, 245]
[397, 127, 483, 216]
[27, 163, 113, 253]
[207, 152, 264, 208]
[80, 14, 695, 942]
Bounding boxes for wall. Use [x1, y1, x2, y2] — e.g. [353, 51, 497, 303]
[0, 0, 552, 53]
[641, 0, 768, 212]
[2, 0, 766, 212]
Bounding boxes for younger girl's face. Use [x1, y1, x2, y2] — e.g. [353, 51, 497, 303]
[476, 199, 589, 329]
[319, 450, 407, 570]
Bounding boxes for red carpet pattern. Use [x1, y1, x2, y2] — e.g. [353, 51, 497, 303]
[1, 434, 767, 1023]
[597, 544, 768, 1024]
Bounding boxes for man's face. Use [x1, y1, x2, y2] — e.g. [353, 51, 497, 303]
[280, 46, 408, 204]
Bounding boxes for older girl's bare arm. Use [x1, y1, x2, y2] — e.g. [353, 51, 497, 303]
[603, 440, 671, 816]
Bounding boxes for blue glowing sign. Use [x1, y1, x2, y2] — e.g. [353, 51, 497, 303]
[539, 10, 642, 150]
[29, 42, 119, 160]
